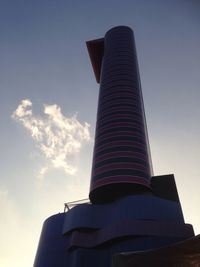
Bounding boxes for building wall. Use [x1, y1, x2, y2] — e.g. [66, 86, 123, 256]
[34, 196, 194, 267]
[90, 26, 152, 203]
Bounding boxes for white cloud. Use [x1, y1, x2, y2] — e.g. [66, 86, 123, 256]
[12, 99, 91, 177]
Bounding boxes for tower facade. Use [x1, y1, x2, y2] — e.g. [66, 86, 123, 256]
[34, 26, 195, 267]
[88, 26, 152, 203]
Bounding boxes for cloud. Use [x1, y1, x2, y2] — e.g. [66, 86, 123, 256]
[12, 99, 91, 177]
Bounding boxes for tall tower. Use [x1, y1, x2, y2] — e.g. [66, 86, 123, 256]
[88, 26, 152, 204]
[34, 26, 196, 267]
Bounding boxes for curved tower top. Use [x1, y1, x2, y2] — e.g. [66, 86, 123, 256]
[87, 26, 153, 204]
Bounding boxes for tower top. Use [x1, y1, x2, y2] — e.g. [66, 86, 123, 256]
[86, 26, 133, 83]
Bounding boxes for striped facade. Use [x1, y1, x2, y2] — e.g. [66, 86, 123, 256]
[89, 26, 152, 203]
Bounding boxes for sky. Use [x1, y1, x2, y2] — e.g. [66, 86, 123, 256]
[0, 0, 200, 266]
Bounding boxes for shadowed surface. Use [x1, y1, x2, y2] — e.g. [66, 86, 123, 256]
[112, 235, 200, 267]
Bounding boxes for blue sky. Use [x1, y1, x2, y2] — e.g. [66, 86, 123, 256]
[0, 1, 200, 266]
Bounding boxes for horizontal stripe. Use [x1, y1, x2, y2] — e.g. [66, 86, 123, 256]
[101, 73, 138, 82]
[96, 128, 145, 140]
[99, 98, 141, 108]
[102, 59, 136, 69]
[99, 104, 141, 115]
[98, 98, 140, 107]
[95, 134, 147, 148]
[101, 83, 138, 91]
[101, 71, 138, 81]
[97, 114, 143, 125]
[98, 104, 143, 116]
[93, 156, 150, 169]
[100, 68, 138, 79]
[97, 119, 144, 131]
[94, 146, 149, 160]
[97, 116, 143, 128]
[104, 59, 136, 66]
[101, 57, 136, 68]
[97, 111, 144, 123]
[100, 96, 142, 106]
[94, 151, 149, 163]
[94, 140, 147, 153]
[104, 51, 135, 57]
[92, 162, 148, 176]
[100, 92, 140, 102]
[100, 80, 139, 90]
[95, 135, 145, 149]
[98, 106, 142, 117]
[93, 169, 150, 181]
[97, 122, 145, 134]
[101, 77, 138, 87]
[100, 92, 140, 99]
[95, 131, 147, 146]
[97, 112, 142, 120]
[97, 108, 143, 120]
[99, 87, 140, 98]
[98, 106, 142, 118]
[96, 127, 147, 139]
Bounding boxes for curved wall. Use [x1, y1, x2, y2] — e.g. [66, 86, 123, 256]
[63, 195, 185, 233]
[89, 26, 151, 203]
[34, 205, 194, 267]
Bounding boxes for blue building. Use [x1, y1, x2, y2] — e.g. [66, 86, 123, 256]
[34, 26, 195, 267]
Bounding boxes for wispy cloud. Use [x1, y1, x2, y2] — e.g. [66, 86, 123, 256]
[12, 99, 91, 177]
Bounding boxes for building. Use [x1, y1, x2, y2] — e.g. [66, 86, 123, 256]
[34, 26, 197, 267]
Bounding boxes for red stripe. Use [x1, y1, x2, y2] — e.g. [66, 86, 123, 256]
[98, 106, 142, 117]
[99, 102, 142, 113]
[101, 92, 139, 101]
[96, 131, 144, 141]
[94, 151, 149, 162]
[101, 97, 140, 107]
[98, 111, 142, 120]
[100, 97, 140, 106]
[95, 141, 145, 153]
[95, 132, 145, 147]
[97, 116, 143, 127]
[97, 113, 142, 124]
[100, 88, 140, 98]
[97, 121, 145, 133]
[95, 131, 147, 145]
[92, 162, 148, 176]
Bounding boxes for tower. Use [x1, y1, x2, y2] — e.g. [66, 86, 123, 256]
[34, 26, 196, 267]
[88, 26, 152, 204]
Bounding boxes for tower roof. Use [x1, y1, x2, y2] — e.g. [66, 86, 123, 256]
[86, 38, 104, 83]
